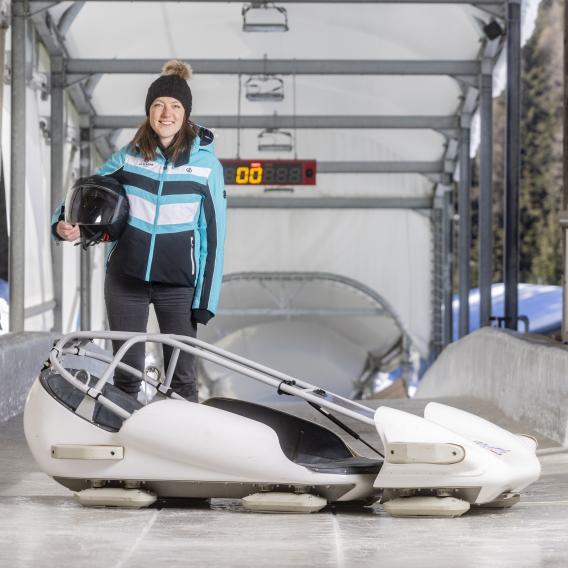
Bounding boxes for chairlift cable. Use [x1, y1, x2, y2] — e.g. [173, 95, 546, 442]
[293, 62, 298, 160]
[237, 70, 242, 159]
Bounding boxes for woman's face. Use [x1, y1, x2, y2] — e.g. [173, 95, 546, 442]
[148, 97, 185, 147]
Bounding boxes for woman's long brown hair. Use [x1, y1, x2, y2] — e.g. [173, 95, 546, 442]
[130, 119, 199, 164]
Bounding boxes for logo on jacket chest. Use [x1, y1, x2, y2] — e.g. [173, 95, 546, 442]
[125, 155, 163, 174]
[169, 164, 212, 179]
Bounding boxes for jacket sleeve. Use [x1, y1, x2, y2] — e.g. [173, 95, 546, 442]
[51, 147, 127, 240]
[192, 160, 227, 315]
[50, 204, 66, 241]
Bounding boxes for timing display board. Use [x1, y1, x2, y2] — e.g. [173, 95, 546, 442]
[221, 160, 317, 186]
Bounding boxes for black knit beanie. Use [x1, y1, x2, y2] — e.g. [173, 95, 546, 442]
[145, 60, 193, 117]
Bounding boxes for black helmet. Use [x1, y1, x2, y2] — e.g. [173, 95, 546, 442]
[65, 175, 129, 250]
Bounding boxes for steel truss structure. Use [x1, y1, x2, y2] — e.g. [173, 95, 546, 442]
[6, 0, 521, 369]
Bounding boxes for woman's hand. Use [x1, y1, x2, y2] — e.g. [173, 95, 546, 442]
[56, 221, 80, 241]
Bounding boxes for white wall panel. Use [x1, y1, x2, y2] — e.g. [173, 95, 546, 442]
[224, 209, 432, 354]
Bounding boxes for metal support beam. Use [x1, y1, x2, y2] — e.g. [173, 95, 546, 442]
[51, 55, 65, 332]
[9, 0, 26, 332]
[29, 0, 507, 3]
[318, 161, 443, 174]
[441, 186, 454, 347]
[479, 59, 494, 328]
[65, 59, 481, 79]
[457, 120, 472, 338]
[431, 188, 445, 358]
[92, 114, 460, 131]
[84, 73, 103, 98]
[31, 8, 113, 165]
[504, 0, 521, 330]
[0, 4, 9, 287]
[58, 2, 85, 36]
[79, 118, 92, 330]
[220, 161, 444, 176]
[227, 197, 432, 209]
[430, 183, 456, 356]
[563, 0, 568, 341]
[431, 185, 454, 355]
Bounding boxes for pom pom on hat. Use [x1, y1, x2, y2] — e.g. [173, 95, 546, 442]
[161, 60, 193, 81]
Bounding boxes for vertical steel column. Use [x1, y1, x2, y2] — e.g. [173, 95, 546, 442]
[431, 189, 444, 359]
[0, 9, 9, 286]
[479, 59, 494, 328]
[431, 184, 454, 355]
[458, 120, 472, 338]
[51, 56, 65, 331]
[9, 0, 26, 332]
[504, 0, 522, 330]
[442, 186, 454, 346]
[79, 119, 92, 330]
[563, 0, 568, 341]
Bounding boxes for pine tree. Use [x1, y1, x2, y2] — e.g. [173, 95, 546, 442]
[470, 0, 563, 287]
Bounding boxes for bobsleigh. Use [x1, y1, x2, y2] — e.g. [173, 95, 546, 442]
[24, 331, 541, 517]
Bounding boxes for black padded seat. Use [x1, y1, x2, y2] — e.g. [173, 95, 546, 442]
[204, 397, 382, 475]
[40, 369, 143, 432]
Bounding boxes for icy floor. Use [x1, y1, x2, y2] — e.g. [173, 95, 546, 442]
[1, 411, 568, 568]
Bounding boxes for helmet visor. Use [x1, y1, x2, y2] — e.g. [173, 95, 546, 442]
[65, 184, 120, 226]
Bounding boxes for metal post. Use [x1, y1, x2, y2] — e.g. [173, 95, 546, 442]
[0, 6, 9, 286]
[79, 119, 92, 330]
[562, 0, 568, 341]
[504, 0, 522, 330]
[9, 0, 26, 332]
[458, 120, 472, 338]
[51, 55, 65, 331]
[431, 189, 444, 359]
[479, 59, 494, 328]
[442, 186, 453, 346]
[431, 184, 454, 355]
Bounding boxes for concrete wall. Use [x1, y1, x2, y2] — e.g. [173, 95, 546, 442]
[0, 332, 58, 422]
[416, 328, 568, 445]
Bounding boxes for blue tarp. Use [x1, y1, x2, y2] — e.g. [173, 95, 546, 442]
[453, 283, 562, 340]
[0, 279, 8, 302]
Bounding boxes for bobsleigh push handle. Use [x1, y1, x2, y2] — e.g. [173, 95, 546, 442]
[49, 331, 377, 426]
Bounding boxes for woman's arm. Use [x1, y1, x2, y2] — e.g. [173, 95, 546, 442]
[192, 160, 227, 323]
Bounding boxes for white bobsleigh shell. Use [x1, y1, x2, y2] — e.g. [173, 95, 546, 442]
[116, 400, 328, 483]
[372, 405, 539, 504]
[424, 402, 541, 497]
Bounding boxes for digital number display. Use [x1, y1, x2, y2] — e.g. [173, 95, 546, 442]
[221, 160, 317, 186]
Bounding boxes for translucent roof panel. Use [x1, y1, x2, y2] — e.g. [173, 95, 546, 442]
[59, 4, 487, 60]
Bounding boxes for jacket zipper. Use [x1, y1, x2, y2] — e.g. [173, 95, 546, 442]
[190, 235, 195, 276]
[106, 242, 118, 268]
[145, 157, 168, 281]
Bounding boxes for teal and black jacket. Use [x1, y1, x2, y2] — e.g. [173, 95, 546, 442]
[52, 127, 226, 322]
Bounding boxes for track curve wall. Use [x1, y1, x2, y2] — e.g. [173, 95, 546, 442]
[416, 328, 568, 445]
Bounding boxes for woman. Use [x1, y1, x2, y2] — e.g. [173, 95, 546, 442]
[53, 60, 227, 402]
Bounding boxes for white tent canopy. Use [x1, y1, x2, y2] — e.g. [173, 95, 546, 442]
[1, 0, 540, 367]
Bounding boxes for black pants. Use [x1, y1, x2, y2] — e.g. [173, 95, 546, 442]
[104, 272, 198, 401]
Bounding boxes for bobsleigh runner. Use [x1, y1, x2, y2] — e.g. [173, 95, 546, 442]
[24, 331, 541, 517]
